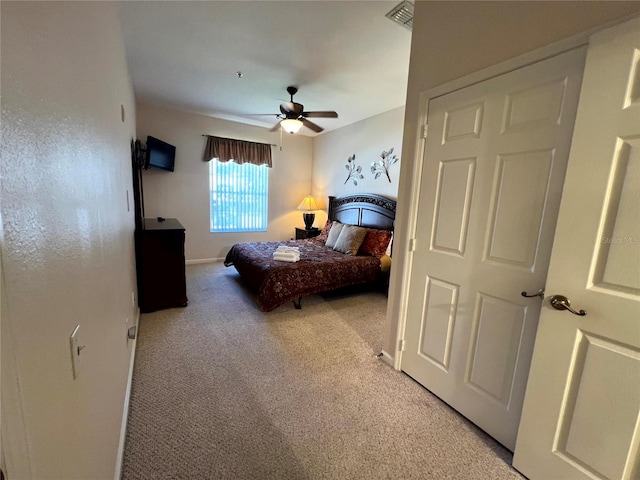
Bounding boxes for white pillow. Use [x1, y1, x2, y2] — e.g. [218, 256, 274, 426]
[385, 232, 394, 257]
[325, 221, 344, 249]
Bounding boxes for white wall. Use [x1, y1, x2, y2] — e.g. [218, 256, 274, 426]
[311, 107, 405, 225]
[136, 103, 313, 261]
[385, 1, 640, 357]
[1, 2, 138, 479]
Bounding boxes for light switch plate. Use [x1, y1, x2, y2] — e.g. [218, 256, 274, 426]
[70, 325, 81, 379]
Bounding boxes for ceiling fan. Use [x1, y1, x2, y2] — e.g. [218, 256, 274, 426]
[269, 86, 338, 134]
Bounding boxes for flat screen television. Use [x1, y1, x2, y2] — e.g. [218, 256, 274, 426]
[145, 136, 176, 172]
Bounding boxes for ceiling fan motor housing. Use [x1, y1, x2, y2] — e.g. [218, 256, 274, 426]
[271, 86, 338, 133]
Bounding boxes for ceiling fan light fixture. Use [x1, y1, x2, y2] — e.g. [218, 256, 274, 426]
[281, 118, 303, 134]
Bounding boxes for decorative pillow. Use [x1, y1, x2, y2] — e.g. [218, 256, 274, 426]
[315, 219, 332, 244]
[325, 221, 344, 249]
[385, 231, 394, 257]
[380, 254, 392, 272]
[333, 224, 368, 255]
[358, 228, 393, 257]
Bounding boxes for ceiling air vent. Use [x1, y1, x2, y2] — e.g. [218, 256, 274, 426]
[386, 0, 414, 31]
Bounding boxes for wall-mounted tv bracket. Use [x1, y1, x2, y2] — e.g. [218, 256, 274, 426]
[134, 139, 147, 168]
[133, 139, 147, 219]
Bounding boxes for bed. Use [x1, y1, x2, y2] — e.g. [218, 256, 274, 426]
[224, 194, 396, 312]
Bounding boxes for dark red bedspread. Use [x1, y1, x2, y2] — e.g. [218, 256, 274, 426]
[224, 240, 383, 311]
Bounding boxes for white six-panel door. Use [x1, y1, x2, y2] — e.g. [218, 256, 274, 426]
[513, 16, 640, 480]
[401, 48, 586, 450]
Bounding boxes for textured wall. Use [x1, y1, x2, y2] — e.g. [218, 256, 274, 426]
[1, 2, 137, 478]
[311, 107, 405, 225]
[136, 102, 314, 261]
[137, 103, 403, 261]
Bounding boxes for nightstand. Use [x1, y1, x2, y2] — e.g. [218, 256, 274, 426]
[295, 227, 321, 240]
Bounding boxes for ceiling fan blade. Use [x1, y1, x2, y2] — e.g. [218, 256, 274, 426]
[269, 121, 282, 132]
[280, 102, 304, 115]
[301, 117, 323, 133]
[302, 111, 338, 118]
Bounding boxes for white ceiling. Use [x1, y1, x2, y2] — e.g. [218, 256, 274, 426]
[118, 1, 412, 136]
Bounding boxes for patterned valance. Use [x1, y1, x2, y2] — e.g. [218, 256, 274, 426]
[202, 135, 272, 167]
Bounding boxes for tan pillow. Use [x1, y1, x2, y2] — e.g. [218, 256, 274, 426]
[325, 221, 344, 249]
[333, 224, 367, 255]
[380, 254, 392, 272]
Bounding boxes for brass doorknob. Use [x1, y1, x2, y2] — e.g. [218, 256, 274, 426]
[549, 295, 587, 316]
[521, 289, 545, 300]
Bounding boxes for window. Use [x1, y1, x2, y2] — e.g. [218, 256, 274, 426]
[209, 159, 268, 232]
[203, 135, 272, 233]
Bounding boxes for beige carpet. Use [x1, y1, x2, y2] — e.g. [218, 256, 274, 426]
[121, 262, 525, 479]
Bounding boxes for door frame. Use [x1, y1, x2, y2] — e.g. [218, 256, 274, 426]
[387, 17, 636, 372]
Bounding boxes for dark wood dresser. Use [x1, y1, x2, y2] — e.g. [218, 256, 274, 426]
[136, 218, 188, 313]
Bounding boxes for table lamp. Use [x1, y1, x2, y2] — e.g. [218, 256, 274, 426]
[297, 195, 319, 230]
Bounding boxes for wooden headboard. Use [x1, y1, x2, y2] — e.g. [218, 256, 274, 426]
[328, 194, 396, 230]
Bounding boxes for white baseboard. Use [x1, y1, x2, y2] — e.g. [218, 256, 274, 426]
[114, 308, 139, 480]
[379, 350, 395, 368]
[186, 258, 224, 265]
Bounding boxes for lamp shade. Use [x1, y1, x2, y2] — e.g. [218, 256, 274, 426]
[297, 195, 319, 211]
[281, 118, 303, 134]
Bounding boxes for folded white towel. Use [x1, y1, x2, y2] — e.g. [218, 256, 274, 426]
[277, 245, 300, 253]
[273, 252, 300, 262]
[273, 253, 300, 263]
[274, 251, 300, 259]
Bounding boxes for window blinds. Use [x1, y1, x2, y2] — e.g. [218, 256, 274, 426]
[209, 160, 268, 232]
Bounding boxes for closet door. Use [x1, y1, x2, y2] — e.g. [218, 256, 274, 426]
[401, 47, 585, 450]
[514, 17, 640, 479]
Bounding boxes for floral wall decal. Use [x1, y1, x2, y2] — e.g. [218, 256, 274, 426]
[344, 154, 364, 185]
[371, 147, 399, 183]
